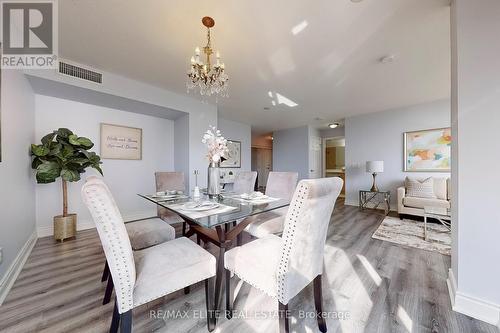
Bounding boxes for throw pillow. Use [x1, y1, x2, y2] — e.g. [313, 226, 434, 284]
[405, 177, 437, 199]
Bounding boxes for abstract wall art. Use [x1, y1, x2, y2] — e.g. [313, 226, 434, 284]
[404, 127, 451, 172]
[220, 140, 241, 168]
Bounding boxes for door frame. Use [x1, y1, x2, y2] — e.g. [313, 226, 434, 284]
[322, 136, 345, 177]
[251, 146, 273, 188]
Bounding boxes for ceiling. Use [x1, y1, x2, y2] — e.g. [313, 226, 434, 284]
[59, 0, 451, 133]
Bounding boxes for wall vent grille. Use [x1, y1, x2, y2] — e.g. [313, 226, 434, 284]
[58, 62, 102, 84]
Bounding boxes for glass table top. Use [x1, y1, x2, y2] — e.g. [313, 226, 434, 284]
[424, 206, 451, 217]
[138, 193, 290, 228]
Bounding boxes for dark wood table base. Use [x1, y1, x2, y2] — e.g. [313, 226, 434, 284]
[184, 217, 254, 317]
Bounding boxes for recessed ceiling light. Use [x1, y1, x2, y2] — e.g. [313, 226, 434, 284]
[328, 123, 340, 129]
[263, 107, 270, 110]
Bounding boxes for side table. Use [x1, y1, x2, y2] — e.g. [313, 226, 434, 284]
[359, 190, 391, 215]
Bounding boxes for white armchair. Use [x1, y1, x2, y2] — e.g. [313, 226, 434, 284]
[397, 177, 450, 219]
[224, 177, 343, 333]
[81, 178, 216, 333]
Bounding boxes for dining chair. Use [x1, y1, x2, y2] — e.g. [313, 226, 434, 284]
[244, 172, 298, 238]
[155, 172, 187, 235]
[85, 176, 179, 305]
[232, 171, 257, 194]
[82, 178, 217, 333]
[224, 177, 343, 333]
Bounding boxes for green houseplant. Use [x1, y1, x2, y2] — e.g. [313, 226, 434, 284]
[31, 128, 103, 241]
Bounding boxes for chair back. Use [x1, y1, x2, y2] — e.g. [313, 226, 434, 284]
[277, 177, 343, 304]
[81, 177, 136, 314]
[265, 172, 298, 201]
[233, 171, 257, 194]
[155, 172, 185, 217]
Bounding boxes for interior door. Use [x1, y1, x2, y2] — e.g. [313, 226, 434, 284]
[252, 148, 272, 187]
[309, 136, 322, 178]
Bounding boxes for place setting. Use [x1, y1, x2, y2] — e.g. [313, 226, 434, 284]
[226, 191, 280, 205]
[167, 199, 238, 219]
[149, 190, 188, 202]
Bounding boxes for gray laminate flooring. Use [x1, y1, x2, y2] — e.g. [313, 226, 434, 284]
[0, 202, 497, 333]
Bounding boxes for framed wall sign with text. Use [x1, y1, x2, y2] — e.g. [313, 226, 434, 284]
[100, 123, 142, 160]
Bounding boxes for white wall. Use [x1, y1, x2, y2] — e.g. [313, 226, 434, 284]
[34, 95, 174, 236]
[273, 126, 309, 180]
[25, 64, 218, 193]
[450, 0, 500, 325]
[174, 114, 190, 188]
[0, 70, 36, 286]
[345, 99, 450, 208]
[217, 117, 252, 174]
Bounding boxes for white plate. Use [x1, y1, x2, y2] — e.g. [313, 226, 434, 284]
[182, 202, 220, 211]
[240, 193, 269, 200]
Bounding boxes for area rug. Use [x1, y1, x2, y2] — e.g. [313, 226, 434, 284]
[372, 216, 451, 255]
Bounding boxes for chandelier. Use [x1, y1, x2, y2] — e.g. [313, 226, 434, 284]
[187, 17, 229, 97]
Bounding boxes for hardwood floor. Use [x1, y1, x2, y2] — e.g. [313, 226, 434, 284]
[0, 203, 497, 333]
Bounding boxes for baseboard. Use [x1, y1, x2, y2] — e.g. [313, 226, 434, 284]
[36, 210, 157, 237]
[447, 268, 500, 326]
[447, 268, 458, 307]
[0, 230, 37, 305]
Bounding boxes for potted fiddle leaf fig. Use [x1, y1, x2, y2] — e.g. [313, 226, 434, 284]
[30, 128, 103, 241]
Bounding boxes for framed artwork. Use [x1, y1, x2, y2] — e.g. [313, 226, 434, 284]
[404, 127, 451, 172]
[221, 140, 241, 168]
[100, 123, 142, 160]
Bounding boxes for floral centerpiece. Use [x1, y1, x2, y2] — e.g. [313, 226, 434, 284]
[202, 126, 229, 164]
[202, 126, 229, 196]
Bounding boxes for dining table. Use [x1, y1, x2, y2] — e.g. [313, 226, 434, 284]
[138, 192, 290, 313]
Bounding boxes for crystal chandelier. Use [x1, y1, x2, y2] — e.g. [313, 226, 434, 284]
[187, 17, 229, 97]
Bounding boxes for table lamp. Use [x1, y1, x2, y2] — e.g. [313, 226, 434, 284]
[366, 161, 384, 192]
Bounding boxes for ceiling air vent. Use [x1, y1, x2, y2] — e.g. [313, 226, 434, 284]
[58, 62, 103, 84]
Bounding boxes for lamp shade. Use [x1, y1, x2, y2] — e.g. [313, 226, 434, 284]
[366, 161, 384, 173]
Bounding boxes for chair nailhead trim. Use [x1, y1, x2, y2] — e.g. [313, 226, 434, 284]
[276, 183, 309, 303]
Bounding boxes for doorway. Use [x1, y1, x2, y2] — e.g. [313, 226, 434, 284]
[322, 136, 345, 197]
[252, 147, 272, 191]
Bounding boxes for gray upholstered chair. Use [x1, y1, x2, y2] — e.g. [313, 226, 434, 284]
[86, 176, 177, 305]
[155, 172, 186, 234]
[232, 171, 257, 194]
[225, 177, 343, 333]
[82, 178, 216, 333]
[244, 172, 298, 238]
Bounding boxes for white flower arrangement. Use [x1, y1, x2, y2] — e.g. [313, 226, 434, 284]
[202, 125, 229, 164]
